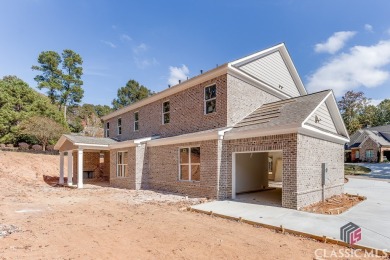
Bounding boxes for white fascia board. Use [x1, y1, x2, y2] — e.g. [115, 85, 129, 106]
[229, 43, 284, 66]
[54, 135, 67, 150]
[301, 91, 332, 126]
[109, 140, 137, 149]
[76, 144, 111, 150]
[326, 91, 350, 139]
[227, 66, 290, 100]
[218, 128, 233, 139]
[147, 131, 220, 147]
[224, 126, 300, 140]
[102, 65, 228, 121]
[300, 125, 350, 144]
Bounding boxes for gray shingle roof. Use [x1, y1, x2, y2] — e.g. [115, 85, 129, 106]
[231, 90, 331, 133]
[64, 134, 119, 145]
[363, 130, 390, 146]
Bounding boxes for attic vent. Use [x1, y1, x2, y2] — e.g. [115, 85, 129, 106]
[315, 115, 321, 123]
[279, 85, 284, 89]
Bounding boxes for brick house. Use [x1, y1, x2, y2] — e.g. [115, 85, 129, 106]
[346, 125, 390, 162]
[55, 43, 349, 209]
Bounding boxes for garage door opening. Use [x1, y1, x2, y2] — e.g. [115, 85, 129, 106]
[232, 151, 282, 207]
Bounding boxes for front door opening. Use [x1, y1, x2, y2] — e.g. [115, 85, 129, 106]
[233, 151, 282, 206]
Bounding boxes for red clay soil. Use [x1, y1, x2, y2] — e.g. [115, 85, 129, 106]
[0, 151, 383, 259]
[301, 194, 366, 215]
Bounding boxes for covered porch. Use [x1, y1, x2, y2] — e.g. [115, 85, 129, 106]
[54, 135, 118, 188]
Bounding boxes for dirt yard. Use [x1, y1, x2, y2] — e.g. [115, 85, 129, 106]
[0, 151, 383, 259]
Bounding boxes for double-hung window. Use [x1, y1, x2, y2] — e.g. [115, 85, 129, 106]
[116, 151, 128, 177]
[105, 122, 110, 137]
[366, 150, 374, 159]
[204, 84, 216, 114]
[355, 150, 360, 159]
[162, 101, 170, 124]
[179, 147, 200, 181]
[117, 118, 122, 135]
[134, 112, 139, 131]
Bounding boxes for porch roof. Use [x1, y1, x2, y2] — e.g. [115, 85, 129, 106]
[54, 134, 119, 151]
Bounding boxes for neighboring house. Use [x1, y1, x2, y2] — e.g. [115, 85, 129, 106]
[55, 43, 349, 210]
[346, 125, 390, 162]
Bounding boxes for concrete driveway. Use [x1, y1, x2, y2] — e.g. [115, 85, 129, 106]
[351, 163, 390, 180]
[191, 178, 390, 250]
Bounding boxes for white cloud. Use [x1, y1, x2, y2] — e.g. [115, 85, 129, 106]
[120, 34, 132, 41]
[101, 40, 117, 48]
[307, 40, 390, 96]
[133, 43, 148, 54]
[314, 31, 356, 54]
[364, 24, 373, 32]
[168, 65, 189, 85]
[134, 57, 158, 69]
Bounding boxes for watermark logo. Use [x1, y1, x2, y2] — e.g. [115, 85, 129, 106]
[340, 222, 362, 244]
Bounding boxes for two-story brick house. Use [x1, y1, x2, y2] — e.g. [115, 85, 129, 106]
[55, 43, 349, 209]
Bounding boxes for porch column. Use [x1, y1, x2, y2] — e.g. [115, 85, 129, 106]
[77, 148, 83, 188]
[67, 150, 73, 185]
[59, 151, 64, 185]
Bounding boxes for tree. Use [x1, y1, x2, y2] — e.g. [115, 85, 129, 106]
[112, 80, 154, 110]
[376, 99, 390, 125]
[359, 105, 380, 127]
[31, 51, 62, 104]
[60, 50, 84, 120]
[19, 116, 67, 151]
[337, 91, 370, 134]
[32, 49, 84, 121]
[0, 76, 66, 144]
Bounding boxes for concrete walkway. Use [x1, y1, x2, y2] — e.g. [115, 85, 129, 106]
[191, 178, 390, 250]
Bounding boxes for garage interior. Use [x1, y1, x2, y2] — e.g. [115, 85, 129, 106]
[234, 151, 282, 207]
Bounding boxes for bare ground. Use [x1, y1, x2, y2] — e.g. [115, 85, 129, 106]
[0, 151, 383, 259]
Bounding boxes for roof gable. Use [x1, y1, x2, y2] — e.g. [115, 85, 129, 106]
[228, 43, 307, 98]
[305, 101, 337, 134]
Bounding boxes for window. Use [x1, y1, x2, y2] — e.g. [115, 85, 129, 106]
[134, 112, 139, 131]
[116, 151, 128, 177]
[204, 84, 216, 114]
[179, 147, 200, 181]
[105, 122, 110, 137]
[162, 101, 170, 124]
[355, 150, 360, 159]
[117, 118, 122, 135]
[268, 157, 273, 173]
[366, 150, 374, 158]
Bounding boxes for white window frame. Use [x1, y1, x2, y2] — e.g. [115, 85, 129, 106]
[204, 84, 217, 115]
[178, 146, 201, 182]
[366, 149, 374, 158]
[116, 151, 127, 177]
[162, 101, 170, 125]
[117, 118, 122, 135]
[105, 122, 110, 137]
[355, 150, 360, 159]
[134, 111, 139, 131]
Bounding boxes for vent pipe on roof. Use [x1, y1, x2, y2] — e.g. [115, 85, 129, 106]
[168, 84, 171, 88]
[200, 70, 203, 74]
[178, 80, 181, 84]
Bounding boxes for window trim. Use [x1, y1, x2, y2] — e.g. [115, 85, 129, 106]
[117, 118, 122, 135]
[162, 100, 170, 125]
[355, 150, 360, 159]
[134, 111, 139, 131]
[366, 149, 374, 158]
[204, 84, 217, 115]
[116, 151, 127, 177]
[178, 146, 201, 182]
[105, 122, 110, 138]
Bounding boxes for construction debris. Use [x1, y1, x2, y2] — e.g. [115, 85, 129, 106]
[301, 194, 366, 215]
[0, 225, 19, 238]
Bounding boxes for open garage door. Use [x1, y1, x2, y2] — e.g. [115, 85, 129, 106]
[233, 151, 282, 206]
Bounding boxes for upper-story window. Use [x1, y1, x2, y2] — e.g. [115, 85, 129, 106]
[117, 118, 122, 135]
[204, 84, 216, 114]
[105, 122, 110, 137]
[162, 101, 170, 124]
[134, 112, 139, 131]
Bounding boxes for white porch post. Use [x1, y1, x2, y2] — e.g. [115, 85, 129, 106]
[77, 148, 84, 188]
[59, 151, 64, 185]
[67, 150, 73, 185]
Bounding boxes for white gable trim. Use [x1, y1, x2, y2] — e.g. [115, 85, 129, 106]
[228, 43, 307, 97]
[301, 91, 349, 140]
[358, 135, 380, 148]
[300, 125, 350, 144]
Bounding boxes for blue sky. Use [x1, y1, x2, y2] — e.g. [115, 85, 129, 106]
[1, 0, 390, 106]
